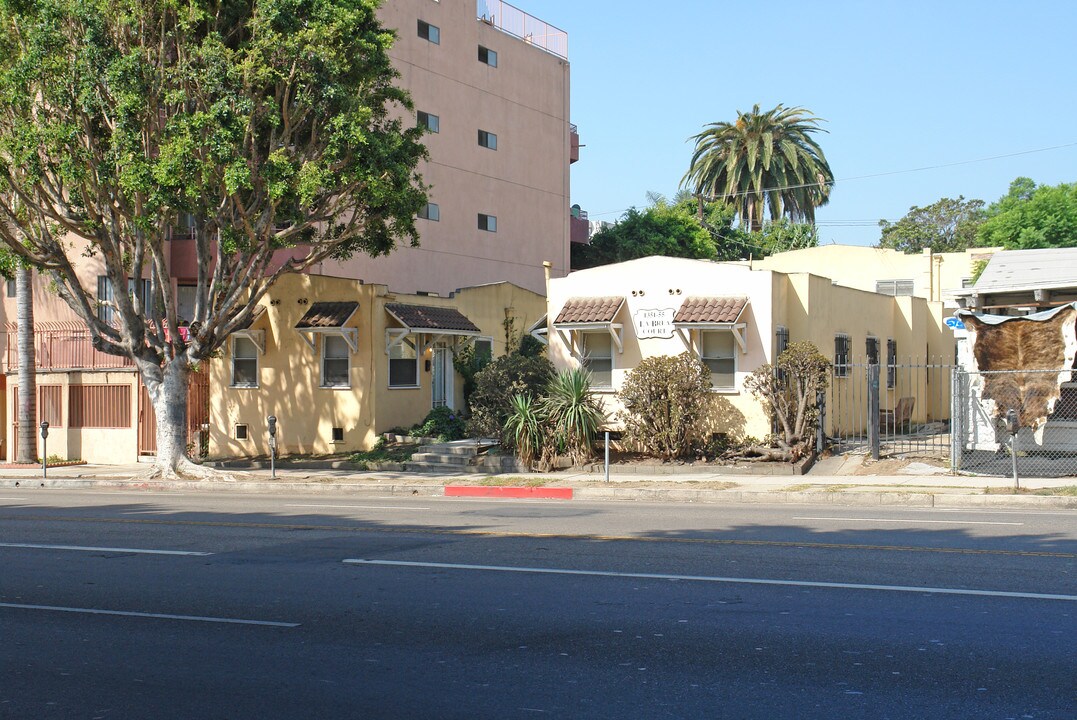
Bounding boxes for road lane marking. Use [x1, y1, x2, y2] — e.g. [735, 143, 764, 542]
[0, 602, 298, 627]
[793, 516, 1024, 526]
[285, 504, 430, 510]
[0, 542, 212, 556]
[343, 559, 1077, 602]
[2, 514, 1072, 558]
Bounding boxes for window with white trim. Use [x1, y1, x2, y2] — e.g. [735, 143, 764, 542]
[580, 332, 612, 389]
[231, 336, 259, 387]
[417, 20, 439, 44]
[322, 335, 351, 388]
[389, 336, 419, 387]
[834, 333, 851, 378]
[701, 330, 736, 390]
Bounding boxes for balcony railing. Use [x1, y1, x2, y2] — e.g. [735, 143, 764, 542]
[477, 1, 568, 60]
[3, 324, 134, 372]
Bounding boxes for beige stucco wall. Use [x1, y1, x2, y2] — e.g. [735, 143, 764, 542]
[751, 245, 999, 301]
[317, 0, 572, 296]
[209, 274, 545, 458]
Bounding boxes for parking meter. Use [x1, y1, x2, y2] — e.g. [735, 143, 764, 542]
[267, 415, 278, 478]
[1005, 409, 1019, 490]
[1005, 409, 1019, 435]
[40, 421, 49, 478]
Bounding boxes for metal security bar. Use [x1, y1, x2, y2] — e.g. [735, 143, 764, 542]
[824, 358, 955, 462]
[952, 367, 1077, 479]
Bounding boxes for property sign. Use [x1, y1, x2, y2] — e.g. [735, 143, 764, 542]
[945, 317, 966, 330]
[634, 308, 675, 339]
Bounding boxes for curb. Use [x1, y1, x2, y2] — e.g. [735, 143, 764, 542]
[444, 486, 573, 500]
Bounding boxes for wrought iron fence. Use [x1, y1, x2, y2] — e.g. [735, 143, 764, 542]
[823, 359, 955, 462]
[951, 367, 1077, 480]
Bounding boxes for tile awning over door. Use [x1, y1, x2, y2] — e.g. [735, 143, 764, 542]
[384, 303, 480, 334]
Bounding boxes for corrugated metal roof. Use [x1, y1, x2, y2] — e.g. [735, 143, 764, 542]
[295, 301, 358, 329]
[673, 297, 748, 324]
[385, 303, 479, 333]
[965, 248, 1077, 294]
[554, 296, 624, 324]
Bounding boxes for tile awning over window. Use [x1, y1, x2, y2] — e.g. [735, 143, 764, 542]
[231, 305, 268, 354]
[295, 301, 359, 329]
[295, 301, 359, 352]
[385, 303, 480, 334]
[234, 304, 267, 331]
[673, 297, 748, 324]
[554, 296, 624, 324]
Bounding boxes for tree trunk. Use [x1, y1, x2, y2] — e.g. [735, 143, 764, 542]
[16, 265, 37, 464]
[140, 357, 220, 480]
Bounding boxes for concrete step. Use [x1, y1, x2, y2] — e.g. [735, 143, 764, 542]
[403, 461, 500, 475]
[415, 441, 498, 456]
[409, 452, 473, 465]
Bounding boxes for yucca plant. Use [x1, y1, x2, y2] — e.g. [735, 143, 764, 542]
[541, 368, 606, 466]
[503, 393, 545, 469]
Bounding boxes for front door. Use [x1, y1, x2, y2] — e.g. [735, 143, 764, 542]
[431, 347, 454, 410]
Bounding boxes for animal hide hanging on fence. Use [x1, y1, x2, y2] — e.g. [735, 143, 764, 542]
[958, 304, 1077, 445]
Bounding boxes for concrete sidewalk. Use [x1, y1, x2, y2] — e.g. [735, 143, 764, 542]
[1, 459, 1074, 509]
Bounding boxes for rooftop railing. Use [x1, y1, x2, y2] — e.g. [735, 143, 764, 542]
[477, 1, 568, 60]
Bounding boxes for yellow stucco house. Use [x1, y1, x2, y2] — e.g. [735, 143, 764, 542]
[546, 256, 957, 443]
[209, 274, 544, 459]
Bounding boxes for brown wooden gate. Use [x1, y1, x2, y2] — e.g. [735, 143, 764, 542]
[137, 369, 210, 456]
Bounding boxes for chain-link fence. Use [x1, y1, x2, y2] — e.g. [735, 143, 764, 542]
[951, 367, 1077, 479]
[823, 359, 954, 462]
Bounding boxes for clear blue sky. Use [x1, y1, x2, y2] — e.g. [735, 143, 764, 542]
[517, 0, 1077, 246]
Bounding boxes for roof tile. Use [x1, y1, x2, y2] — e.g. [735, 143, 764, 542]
[386, 303, 480, 333]
[295, 301, 358, 329]
[673, 297, 748, 324]
[554, 296, 624, 324]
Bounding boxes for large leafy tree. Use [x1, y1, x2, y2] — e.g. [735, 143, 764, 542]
[977, 177, 1077, 249]
[0, 0, 427, 477]
[682, 104, 834, 231]
[877, 196, 987, 253]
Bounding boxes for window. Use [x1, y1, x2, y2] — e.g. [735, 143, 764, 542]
[478, 45, 497, 67]
[875, 279, 915, 296]
[887, 339, 897, 389]
[701, 331, 736, 390]
[580, 332, 612, 389]
[389, 337, 419, 387]
[477, 213, 497, 232]
[417, 19, 439, 44]
[474, 337, 493, 363]
[834, 334, 850, 378]
[775, 326, 790, 383]
[5, 279, 14, 298]
[235, 424, 248, 440]
[477, 129, 497, 150]
[418, 202, 440, 221]
[331, 427, 344, 443]
[69, 384, 131, 428]
[866, 336, 880, 365]
[231, 336, 259, 387]
[322, 335, 351, 388]
[417, 111, 439, 133]
[97, 276, 116, 324]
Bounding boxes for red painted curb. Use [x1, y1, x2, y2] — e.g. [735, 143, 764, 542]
[444, 486, 573, 500]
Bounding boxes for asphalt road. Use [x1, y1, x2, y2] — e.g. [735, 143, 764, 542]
[2, 489, 1075, 719]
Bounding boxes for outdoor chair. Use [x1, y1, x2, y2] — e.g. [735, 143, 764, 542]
[880, 396, 915, 433]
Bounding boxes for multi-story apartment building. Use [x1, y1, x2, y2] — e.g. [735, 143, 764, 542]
[0, 0, 577, 462]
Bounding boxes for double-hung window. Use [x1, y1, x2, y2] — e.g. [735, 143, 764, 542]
[834, 334, 851, 378]
[231, 336, 259, 387]
[701, 331, 736, 390]
[389, 337, 419, 388]
[580, 333, 612, 389]
[322, 335, 350, 388]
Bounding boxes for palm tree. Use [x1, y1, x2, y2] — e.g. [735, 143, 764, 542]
[682, 104, 834, 231]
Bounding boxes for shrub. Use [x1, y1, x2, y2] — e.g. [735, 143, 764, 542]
[503, 393, 545, 468]
[743, 341, 830, 453]
[453, 343, 493, 411]
[516, 333, 546, 359]
[616, 352, 712, 461]
[541, 368, 606, 465]
[410, 406, 467, 441]
[467, 354, 554, 441]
